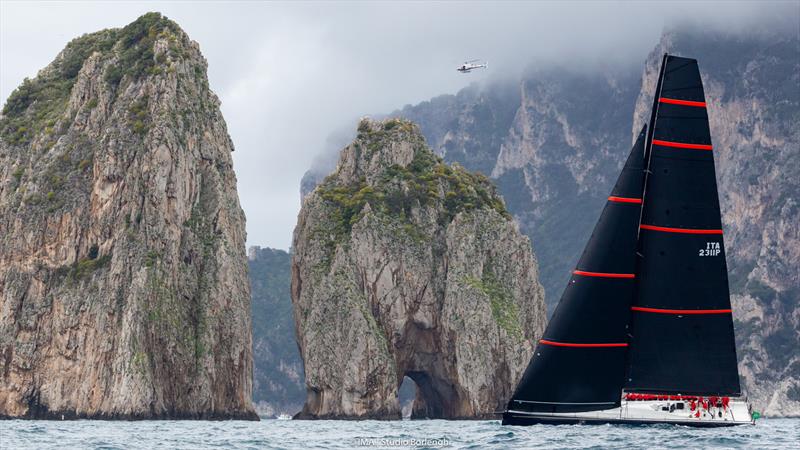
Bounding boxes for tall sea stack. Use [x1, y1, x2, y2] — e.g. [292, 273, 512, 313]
[291, 118, 546, 419]
[0, 13, 256, 419]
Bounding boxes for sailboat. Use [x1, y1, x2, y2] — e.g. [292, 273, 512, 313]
[502, 54, 754, 427]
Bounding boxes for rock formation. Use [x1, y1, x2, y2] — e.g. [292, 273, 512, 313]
[291, 118, 546, 419]
[0, 13, 256, 419]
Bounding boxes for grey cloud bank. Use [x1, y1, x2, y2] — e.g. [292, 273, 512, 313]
[1, 1, 794, 249]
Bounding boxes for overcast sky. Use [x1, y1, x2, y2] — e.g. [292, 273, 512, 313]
[1, 1, 795, 250]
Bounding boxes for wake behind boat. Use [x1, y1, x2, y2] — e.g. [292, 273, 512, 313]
[502, 54, 755, 427]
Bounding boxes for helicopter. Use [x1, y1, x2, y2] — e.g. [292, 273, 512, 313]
[457, 59, 488, 73]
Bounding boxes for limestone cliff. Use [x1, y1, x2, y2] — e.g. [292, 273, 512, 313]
[0, 13, 255, 419]
[291, 118, 546, 419]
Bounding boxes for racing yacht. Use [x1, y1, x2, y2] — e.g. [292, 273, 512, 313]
[502, 54, 754, 427]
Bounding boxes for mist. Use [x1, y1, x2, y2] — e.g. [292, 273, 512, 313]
[1, 1, 795, 249]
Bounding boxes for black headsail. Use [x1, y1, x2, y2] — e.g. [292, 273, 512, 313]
[625, 55, 741, 396]
[506, 127, 647, 414]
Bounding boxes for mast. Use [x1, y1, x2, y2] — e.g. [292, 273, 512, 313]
[506, 127, 647, 413]
[625, 55, 741, 396]
[637, 53, 668, 239]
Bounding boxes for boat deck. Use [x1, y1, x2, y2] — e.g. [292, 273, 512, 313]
[503, 398, 753, 427]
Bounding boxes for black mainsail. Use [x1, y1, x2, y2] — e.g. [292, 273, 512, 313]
[504, 54, 742, 424]
[625, 55, 740, 396]
[506, 126, 647, 413]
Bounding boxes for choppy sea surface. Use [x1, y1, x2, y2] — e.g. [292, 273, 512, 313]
[1, 418, 797, 449]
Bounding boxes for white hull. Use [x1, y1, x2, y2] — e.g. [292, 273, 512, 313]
[505, 398, 753, 426]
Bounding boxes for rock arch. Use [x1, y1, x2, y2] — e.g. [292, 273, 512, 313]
[291, 119, 546, 419]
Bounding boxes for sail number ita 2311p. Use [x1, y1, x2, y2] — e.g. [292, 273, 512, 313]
[700, 242, 721, 257]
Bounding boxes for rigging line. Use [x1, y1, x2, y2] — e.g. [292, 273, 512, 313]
[637, 53, 668, 241]
[626, 53, 669, 385]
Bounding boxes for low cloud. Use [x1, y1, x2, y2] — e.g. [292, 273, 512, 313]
[1, 1, 795, 249]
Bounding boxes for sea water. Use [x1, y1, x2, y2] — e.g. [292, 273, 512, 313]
[1, 418, 797, 449]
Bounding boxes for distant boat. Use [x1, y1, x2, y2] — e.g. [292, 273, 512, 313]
[277, 413, 292, 420]
[503, 54, 754, 427]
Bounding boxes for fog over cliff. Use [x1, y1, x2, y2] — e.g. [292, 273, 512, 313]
[1, 1, 795, 249]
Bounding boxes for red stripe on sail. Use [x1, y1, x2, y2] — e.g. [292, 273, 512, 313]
[652, 139, 713, 151]
[640, 224, 723, 235]
[540, 339, 628, 348]
[659, 97, 706, 108]
[573, 270, 635, 279]
[631, 306, 732, 315]
[608, 196, 642, 204]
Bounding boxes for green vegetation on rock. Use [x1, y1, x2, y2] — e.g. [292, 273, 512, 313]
[0, 12, 181, 145]
[316, 119, 510, 249]
[55, 253, 112, 283]
[1, 28, 118, 145]
[464, 271, 523, 340]
[128, 97, 150, 135]
[11, 167, 24, 188]
[104, 12, 180, 87]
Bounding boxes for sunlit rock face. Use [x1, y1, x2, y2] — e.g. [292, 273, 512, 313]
[0, 13, 255, 419]
[291, 118, 546, 419]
